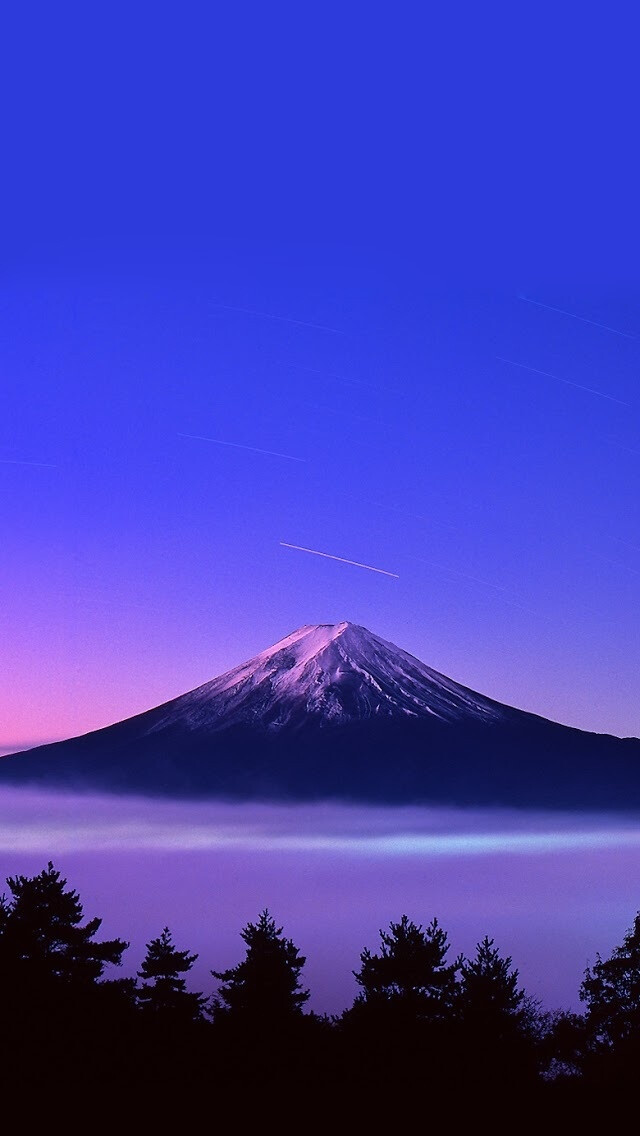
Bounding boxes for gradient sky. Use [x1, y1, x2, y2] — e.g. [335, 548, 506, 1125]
[2, 6, 639, 752]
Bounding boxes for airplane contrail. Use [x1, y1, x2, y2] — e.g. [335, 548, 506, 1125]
[496, 357, 631, 406]
[518, 295, 637, 339]
[0, 458, 58, 468]
[178, 433, 306, 462]
[211, 302, 343, 334]
[280, 542, 399, 578]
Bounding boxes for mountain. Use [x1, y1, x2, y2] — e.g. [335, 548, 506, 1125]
[136, 621, 515, 732]
[2, 621, 639, 809]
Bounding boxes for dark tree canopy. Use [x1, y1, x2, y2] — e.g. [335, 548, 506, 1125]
[6, 856, 640, 1111]
[212, 909, 309, 1024]
[459, 935, 525, 1025]
[352, 914, 461, 1021]
[137, 926, 207, 1022]
[456, 935, 542, 1086]
[0, 861, 128, 990]
[580, 911, 640, 1050]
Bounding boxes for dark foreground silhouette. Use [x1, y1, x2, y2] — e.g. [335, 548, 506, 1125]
[1, 862, 638, 1125]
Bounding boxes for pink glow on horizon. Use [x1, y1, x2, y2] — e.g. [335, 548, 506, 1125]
[2, 614, 639, 754]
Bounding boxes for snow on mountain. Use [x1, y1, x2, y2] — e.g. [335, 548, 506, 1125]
[3, 620, 639, 810]
[143, 621, 509, 736]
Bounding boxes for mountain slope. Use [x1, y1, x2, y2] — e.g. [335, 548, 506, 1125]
[142, 621, 515, 734]
[2, 622, 639, 809]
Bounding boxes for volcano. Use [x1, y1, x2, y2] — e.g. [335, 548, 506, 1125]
[2, 622, 639, 809]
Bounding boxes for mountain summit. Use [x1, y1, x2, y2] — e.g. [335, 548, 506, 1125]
[147, 621, 510, 735]
[2, 622, 639, 809]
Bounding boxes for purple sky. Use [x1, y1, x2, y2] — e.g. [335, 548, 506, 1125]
[2, 278, 639, 753]
[2, 7, 639, 1033]
[2, 11, 639, 752]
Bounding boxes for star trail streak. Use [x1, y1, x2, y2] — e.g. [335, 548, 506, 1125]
[518, 295, 637, 339]
[178, 433, 306, 462]
[0, 458, 58, 468]
[496, 357, 630, 406]
[280, 542, 399, 577]
[211, 302, 342, 334]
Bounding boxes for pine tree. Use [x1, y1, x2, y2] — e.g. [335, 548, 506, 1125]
[352, 914, 461, 1021]
[344, 915, 462, 1099]
[457, 936, 541, 1088]
[0, 861, 128, 990]
[137, 926, 207, 1022]
[212, 909, 309, 1026]
[459, 936, 525, 1026]
[0, 862, 131, 1093]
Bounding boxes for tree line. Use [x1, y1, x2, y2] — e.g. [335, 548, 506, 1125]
[1, 861, 638, 1121]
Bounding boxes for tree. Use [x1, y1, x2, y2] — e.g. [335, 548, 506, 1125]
[537, 1009, 587, 1083]
[212, 909, 309, 1026]
[0, 862, 131, 1093]
[344, 916, 462, 1100]
[459, 936, 526, 1028]
[580, 911, 640, 1069]
[457, 936, 541, 1087]
[352, 914, 461, 1022]
[0, 861, 128, 991]
[137, 926, 207, 1023]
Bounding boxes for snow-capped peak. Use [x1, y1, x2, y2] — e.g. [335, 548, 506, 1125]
[225, 621, 353, 680]
[145, 622, 509, 736]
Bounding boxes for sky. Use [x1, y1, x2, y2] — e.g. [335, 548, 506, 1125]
[2, 5, 639, 753]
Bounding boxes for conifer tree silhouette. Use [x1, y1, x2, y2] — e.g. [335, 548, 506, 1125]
[459, 936, 525, 1026]
[212, 909, 309, 1025]
[353, 914, 460, 1020]
[137, 926, 207, 1022]
[0, 861, 128, 990]
[0, 861, 131, 1099]
[582, 908, 640, 1058]
[457, 935, 541, 1086]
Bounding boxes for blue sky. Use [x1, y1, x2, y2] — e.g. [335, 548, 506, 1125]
[2, 4, 639, 747]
